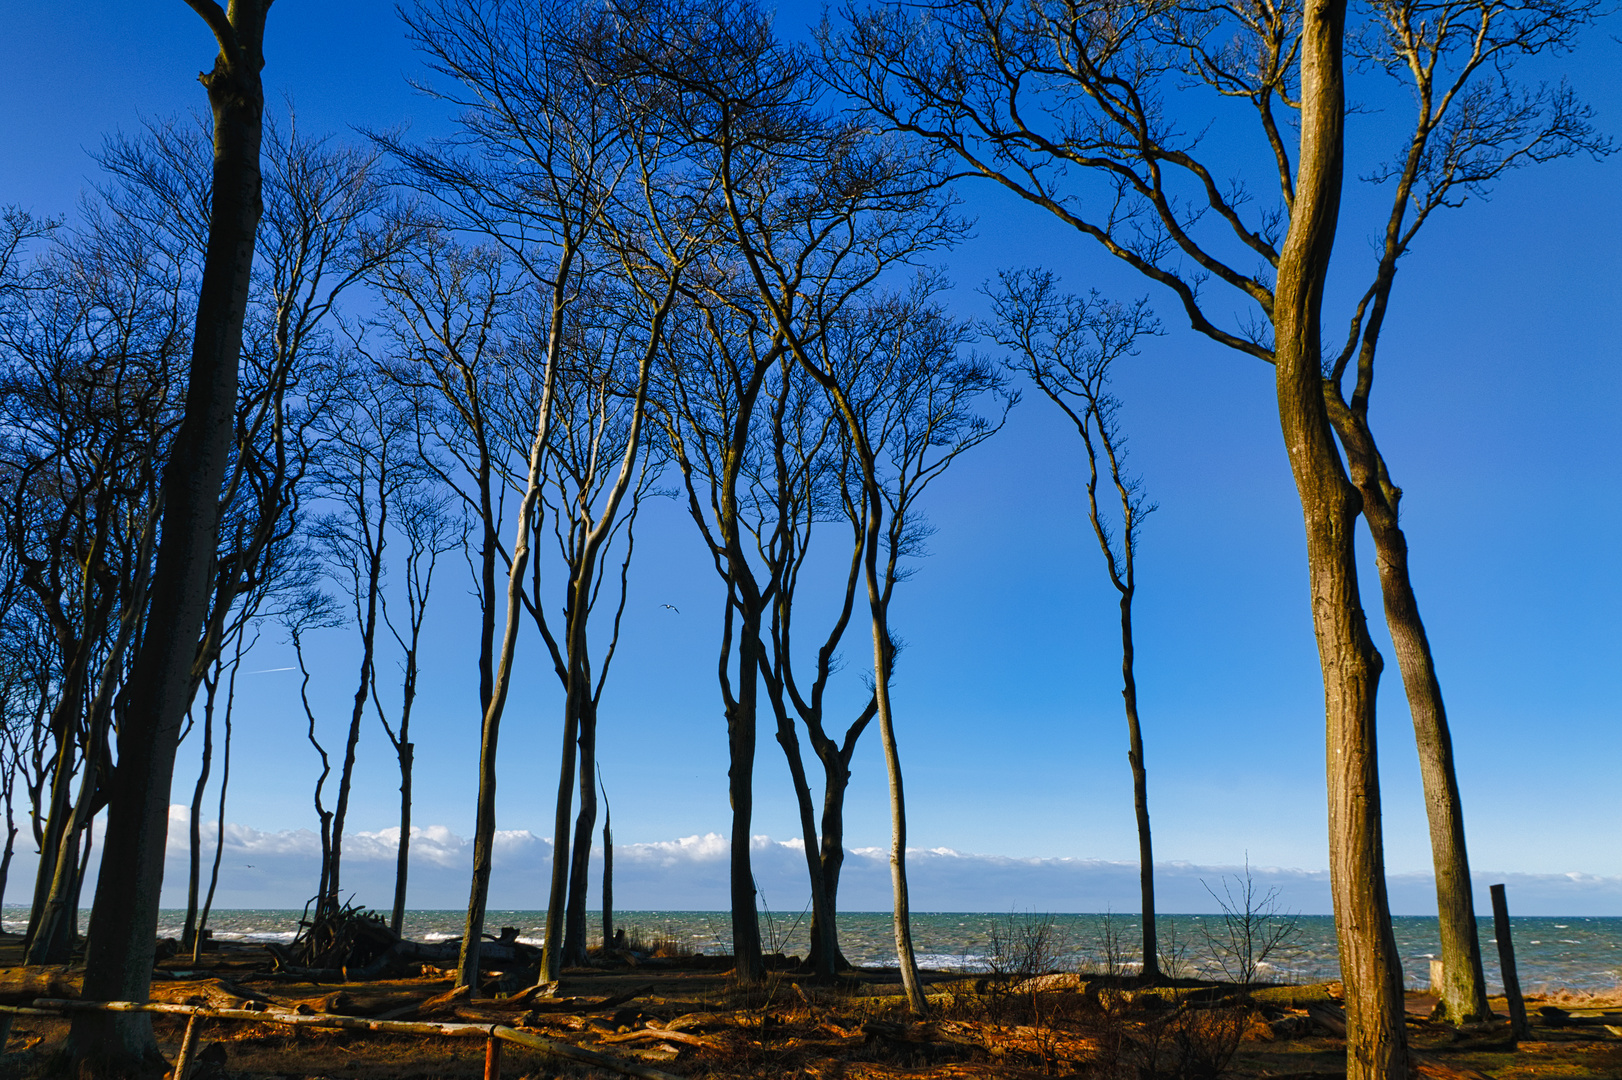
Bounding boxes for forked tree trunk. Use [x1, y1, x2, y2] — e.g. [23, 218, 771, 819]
[1327, 404, 1491, 1024]
[69, 4, 267, 1068]
[1274, 2, 1406, 1073]
[562, 705, 598, 967]
[541, 680, 583, 980]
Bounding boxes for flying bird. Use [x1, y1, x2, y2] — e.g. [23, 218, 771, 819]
[660, 604, 680, 614]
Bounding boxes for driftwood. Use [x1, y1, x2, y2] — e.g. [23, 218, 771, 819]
[23, 998, 684, 1080]
[0, 967, 81, 1004]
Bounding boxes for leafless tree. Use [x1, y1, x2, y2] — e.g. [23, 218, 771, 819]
[824, 0, 1605, 1054]
[374, 489, 464, 936]
[70, 0, 272, 1064]
[798, 284, 1013, 1011]
[390, 0, 635, 990]
[614, 0, 964, 990]
[987, 270, 1162, 980]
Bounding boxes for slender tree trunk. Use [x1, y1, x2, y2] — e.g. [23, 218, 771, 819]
[541, 662, 583, 981]
[557, 697, 596, 966]
[1119, 595, 1159, 981]
[70, 6, 266, 1066]
[329, 551, 384, 909]
[26, 688, 84, 947]
[1327, 404, 1491, 1024]
[601, 793, 613, 949]
[391, 741, 413, 937]
[760, 673, 837, 978]
[183, 672, 219, 951]
[1274, 3, 1406, 1072]
[196, 675, 234, 965]
[728, 621, 765, 983]
[0, 766, 16, 913]
[562, 703, 598, 967]
[867, 620, 925, 1013]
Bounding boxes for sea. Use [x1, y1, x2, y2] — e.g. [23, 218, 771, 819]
[11, 909, 1619, 993]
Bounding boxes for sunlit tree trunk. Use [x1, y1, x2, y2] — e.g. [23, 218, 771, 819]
[1274, 1, 1406, 1071]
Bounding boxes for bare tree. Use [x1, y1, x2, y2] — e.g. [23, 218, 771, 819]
[391, 0, 635, 990]
[987, 271, 1162, 981]
[374, 489, 463, 936]
[71, 0, 272, 1065]
[797, 285, 1012, 1011]
[824, 0, 1604, 1054]
[306, 358, 420, 912]
[615, 0, 963, 988]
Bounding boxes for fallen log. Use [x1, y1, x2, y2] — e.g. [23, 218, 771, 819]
[0, 968, 81, 1004]
[21, 998, 684, 1080]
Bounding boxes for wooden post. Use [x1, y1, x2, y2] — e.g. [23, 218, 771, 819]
[1489, 883, 1530, 1038]
[1428, 958, 1444, 993]
[173, 1013, 202, 1080]
[0, 1011, 12, 1051]
[484, 1032, 501, 1080]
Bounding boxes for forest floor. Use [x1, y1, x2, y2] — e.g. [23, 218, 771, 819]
[0, 934, 1618, 1079]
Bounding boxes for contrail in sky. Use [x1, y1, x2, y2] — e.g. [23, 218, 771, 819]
[246, 667, 295, 674]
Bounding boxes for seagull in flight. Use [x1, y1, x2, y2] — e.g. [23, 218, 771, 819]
[660, 604, 680, 615]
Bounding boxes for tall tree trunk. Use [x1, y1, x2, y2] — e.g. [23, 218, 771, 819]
[1326, 404, 1491, 1025]
[562, 703, 598, 967]
[329, 549, 384, 909]
[760, 674, 837, 979]
[195, 671, 235, 965]
[542, 681, 582, 978]
[601, 790, 613, 949]
[1274, 1, 1406, 1072]
[1119, 595, 1159, 981]
[391, 741, 413, 937]
[868, 621, 925, 1013]
[69, 4, 267, 1067]
[183, 670, 219, 951]
[26, 687, 84, 947]
[728, 621, 765, 983]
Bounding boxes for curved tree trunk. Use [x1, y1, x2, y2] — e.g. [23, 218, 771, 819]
[1326, 402, 1491, 1025]
[68, 4, 267, 1068]
[1274, 1, 1407, 1071]
[868, 619, 925, 1014]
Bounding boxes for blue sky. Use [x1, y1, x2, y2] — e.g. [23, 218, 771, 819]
[2, 1, 1619, 916]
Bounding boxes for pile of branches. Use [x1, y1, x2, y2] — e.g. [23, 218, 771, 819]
[287, 900, 398, 972]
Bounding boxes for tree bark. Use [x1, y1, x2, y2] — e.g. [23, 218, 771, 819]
[69, 2, 267, 1069]
[868, 621, 926, 1013]
[1119, 595, 1159, 982]
[728, 621, 765, 983]
[391, 741, 413, 937]
[1326, 401, 1491, 1024]
[1274, 0, 1406, 1073]
[562, 702, 598, 967]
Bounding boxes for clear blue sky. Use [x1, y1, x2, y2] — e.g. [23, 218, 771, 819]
[2, 1, 1619, 914]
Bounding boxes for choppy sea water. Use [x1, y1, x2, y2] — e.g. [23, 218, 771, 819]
[13, 909, 1619, 993]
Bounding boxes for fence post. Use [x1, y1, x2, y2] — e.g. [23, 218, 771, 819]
[1489, 883, 1530, 1039]
[484, 1030, 502, 1080]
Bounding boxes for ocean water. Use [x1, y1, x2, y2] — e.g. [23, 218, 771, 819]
[12, 908, 1618, 993]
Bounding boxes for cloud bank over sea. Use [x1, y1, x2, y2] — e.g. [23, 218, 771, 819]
[19, 808, 1617, 916]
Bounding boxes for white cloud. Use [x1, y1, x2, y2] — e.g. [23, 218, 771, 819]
[27, 809, 1622, 916]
